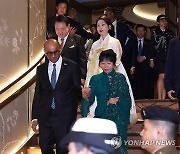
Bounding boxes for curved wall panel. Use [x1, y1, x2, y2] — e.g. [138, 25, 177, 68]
[0, 0, 46, 153]
[0, 0, 28, 90]
[29, 0, 46, 64]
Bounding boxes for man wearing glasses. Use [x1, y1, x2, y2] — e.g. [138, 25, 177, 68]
[31, 39, 81, 154]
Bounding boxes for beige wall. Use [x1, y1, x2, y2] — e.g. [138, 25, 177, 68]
[0, 0, 46, 153]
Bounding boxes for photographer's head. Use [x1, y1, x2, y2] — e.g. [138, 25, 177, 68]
[60, 118, 118, 154]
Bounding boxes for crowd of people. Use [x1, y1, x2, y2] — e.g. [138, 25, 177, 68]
[31, 0, 180, 153]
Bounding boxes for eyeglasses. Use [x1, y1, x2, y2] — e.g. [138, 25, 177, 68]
[45, 50, 60, 56]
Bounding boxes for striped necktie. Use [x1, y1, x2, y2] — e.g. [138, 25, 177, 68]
[60, 38, 64, 50]
[51, 64, 56, 109]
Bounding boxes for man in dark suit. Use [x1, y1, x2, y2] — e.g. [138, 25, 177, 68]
[47, 0, 98, 41]
[165, 36, 180, 112]
[54, 15, 87, 85]
[31, 39, 81, 154]
[103, 7, 137, 77]
[133, 24, 151, 99]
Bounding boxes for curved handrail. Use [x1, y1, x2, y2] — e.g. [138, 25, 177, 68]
[0, 55, 45, 109]
[0, 55, 44, 95]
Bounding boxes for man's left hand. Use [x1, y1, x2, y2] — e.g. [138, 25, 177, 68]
[137, 56, 146, 63]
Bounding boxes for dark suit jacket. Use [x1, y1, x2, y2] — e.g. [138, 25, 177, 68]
[135, 38, 151, 70]
[54, 34, 87, 79]
[32, 58, 81, 124]
[116, 22, 137, 53]
[165, 36, 180, 98]
[117, 22, 137, 70]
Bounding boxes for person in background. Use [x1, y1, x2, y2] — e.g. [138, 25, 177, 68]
[82, 49, 131, 154]
[133, 24, 151, 99]
[150, 14, 175, 99]
[31, 39, 81, 154]
[60, 118, 119, 154]
[47, 0, 98, 41]
[165, 36, 180, 113]
[150, 25, 158, 33]
[90, 24, 98, 34]
[68, 7, 78, 20]
[47, 0, 69, 38]
[140, 105, 180, 154]
[84, 15, 137, 127]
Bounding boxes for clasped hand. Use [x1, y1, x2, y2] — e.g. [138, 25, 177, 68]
[107, 97, 120, 105]
[81, 86, 91, 101]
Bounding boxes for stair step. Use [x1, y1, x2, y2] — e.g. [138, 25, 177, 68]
[27, 146, 41, 154]
[27, 146, 56, 154]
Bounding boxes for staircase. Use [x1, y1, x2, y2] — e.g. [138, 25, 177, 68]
[17, 99, 180, 154]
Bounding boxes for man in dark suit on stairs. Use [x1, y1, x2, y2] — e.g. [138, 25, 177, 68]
[165, 36, 180, 113]
[31, 39, 81, 154]
[54, 15, 87, 85]
[104, 7, 137, 79]
[133, 24, 151, 99]
[103, 7, 137, 96]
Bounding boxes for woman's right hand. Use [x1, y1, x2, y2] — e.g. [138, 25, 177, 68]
[107, 97, 120, 105]
[81, 86, 91, 101]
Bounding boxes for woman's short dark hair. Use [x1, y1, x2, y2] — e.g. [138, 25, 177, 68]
[96, 16, 115, 37]
[99, 49, 116, 65]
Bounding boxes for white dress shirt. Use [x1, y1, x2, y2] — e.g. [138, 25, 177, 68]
[137, 37, 144, 49]
[48, 56, 62, 82]
[58, 33, 69, 46]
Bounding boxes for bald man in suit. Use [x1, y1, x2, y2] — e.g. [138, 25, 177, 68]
[31, 39, 81, 154]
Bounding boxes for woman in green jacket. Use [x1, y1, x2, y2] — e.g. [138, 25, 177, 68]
[81, 49, 131, 154]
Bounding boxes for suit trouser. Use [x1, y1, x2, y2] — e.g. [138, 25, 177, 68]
[178, 97, 180, 114]
[39, 111, 70, 154]
[135, 64, 150, 99]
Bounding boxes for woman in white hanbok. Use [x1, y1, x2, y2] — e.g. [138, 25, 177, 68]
[84, 16, 137, 126]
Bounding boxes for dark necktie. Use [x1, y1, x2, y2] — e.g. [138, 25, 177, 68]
[60, 38, 64, 50]
[51, 64, 56, 109]
[138, 39, 142, 56]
